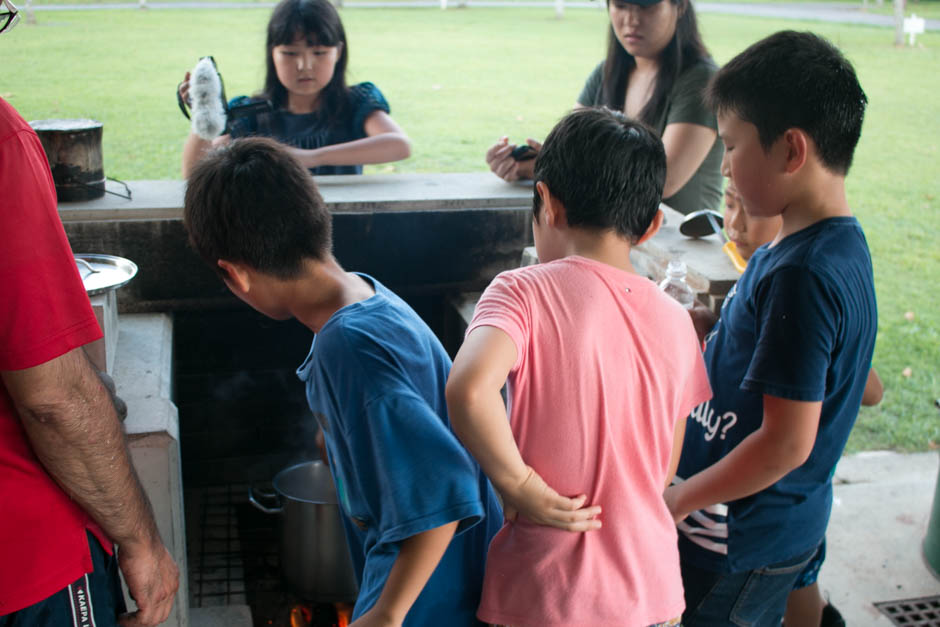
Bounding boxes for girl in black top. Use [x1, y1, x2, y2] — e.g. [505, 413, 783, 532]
[180, 0, 410, 177]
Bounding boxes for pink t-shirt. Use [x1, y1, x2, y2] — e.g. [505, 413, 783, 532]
[467, 256, 711, 627]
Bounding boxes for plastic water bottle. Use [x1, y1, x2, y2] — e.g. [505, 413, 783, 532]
[659, 259, 695, 309]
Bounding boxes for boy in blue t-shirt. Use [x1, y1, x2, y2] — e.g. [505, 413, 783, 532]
[665, 31, 877, 627]
[182, 137, 501, 626]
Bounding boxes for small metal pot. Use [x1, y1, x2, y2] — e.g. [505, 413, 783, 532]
[249, 461, 358, 602]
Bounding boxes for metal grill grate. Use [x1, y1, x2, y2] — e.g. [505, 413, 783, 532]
[875, 595, 940, 626]
[187, 483, 251, 607]
[186, 481, 345, 625]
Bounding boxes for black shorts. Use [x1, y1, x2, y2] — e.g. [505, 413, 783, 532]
[0, 531, 126, 627]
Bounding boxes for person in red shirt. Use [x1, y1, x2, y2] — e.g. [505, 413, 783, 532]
[0, 3, 179, 625]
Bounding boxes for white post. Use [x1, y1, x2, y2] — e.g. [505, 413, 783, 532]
[441, 0, 447, 10]
[904, 13, 925, 45]
[894, 0, 905, 45]
[555, 0, 564, 18]
[25, 0, 35, 24]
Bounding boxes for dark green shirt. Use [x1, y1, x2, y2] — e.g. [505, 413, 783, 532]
[578, 59, 723, 214]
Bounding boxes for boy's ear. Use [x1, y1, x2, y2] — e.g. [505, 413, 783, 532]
[218, 259, 251, 295]
[636, 208, 664, 245]
[781, 128, 809, 174]
[535, 181, 567, 228]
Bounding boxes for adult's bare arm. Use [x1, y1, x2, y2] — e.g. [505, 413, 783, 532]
[661, 122, 718, 199]
[2, 347, 179, 626]
[484, 136, 539, 182]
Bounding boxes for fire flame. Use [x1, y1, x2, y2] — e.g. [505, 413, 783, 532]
[288, 602, 353, 627]
[289, 605, 313, 627]
[335, 603, 353, 627]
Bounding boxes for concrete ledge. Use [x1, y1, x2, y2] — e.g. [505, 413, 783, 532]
[113, 314, 177, 438]
[113, 313, 173, 400]
[190, 605, 252, 627]
[57, 173, 532, 222]
[126, 397, 179, 441]
[111, 312, 188, 627]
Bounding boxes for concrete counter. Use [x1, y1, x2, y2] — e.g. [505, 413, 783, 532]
[60, 174, 534, 314]
[57, 173, 533, 222]
[111, 314, 187, 627]
[59, 174, 738, 315]
[633, 204, 741, 310]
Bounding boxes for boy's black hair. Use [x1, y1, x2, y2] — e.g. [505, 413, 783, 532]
[705, 30, 867, 175]
[262, 0, 349, 125]
[184, 137, 332, 280]
[533, 108, 666, 242]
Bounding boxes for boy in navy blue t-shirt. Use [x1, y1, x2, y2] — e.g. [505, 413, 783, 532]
[665, 31, 877, 627]
[182, 137, 501, 626]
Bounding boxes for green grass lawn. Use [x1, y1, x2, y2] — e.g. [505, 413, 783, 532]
[26, 0, 940, 20]
[4, 7, 938, 452]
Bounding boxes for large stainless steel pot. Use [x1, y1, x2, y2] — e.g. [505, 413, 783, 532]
[249, 461, 358, 601]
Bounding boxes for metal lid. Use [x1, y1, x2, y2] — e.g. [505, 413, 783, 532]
[74, 254, 138, 296]
[273, 461, 339, 504]
[29, 118, 103, 131]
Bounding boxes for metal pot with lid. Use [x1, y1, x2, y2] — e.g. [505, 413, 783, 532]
[250, 461, 359, 602]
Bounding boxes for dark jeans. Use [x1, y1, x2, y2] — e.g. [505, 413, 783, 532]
[681, 544, 819, 627]
[0, 532, 126, 627]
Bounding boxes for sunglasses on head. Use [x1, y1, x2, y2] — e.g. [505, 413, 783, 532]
[0, 0, 20, 34]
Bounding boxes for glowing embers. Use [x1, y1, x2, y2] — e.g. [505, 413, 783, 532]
[286, 602, 353, 627]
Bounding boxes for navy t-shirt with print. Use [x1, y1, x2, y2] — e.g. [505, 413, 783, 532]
[227, 82, 390, 175]
[676, 217, 877, 573]
[296, 274, 502, 625]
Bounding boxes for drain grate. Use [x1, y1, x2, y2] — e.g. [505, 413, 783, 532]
[875, 595, 940, 626]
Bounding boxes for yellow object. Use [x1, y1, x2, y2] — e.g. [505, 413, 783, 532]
[723, 241, 748, 274]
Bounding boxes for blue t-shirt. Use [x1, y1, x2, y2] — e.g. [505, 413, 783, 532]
[296, 275, 502, 624]
[227, 82, 390, 175]
[676, 217, 877, 573]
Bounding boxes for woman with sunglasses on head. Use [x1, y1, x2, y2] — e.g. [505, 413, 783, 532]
[0, 0, 19, 33]
[486, 0, 722, 216]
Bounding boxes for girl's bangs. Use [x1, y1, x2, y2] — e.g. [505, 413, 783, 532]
[270, 7, 342, 47]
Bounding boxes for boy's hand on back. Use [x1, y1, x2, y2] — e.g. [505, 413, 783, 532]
[502, 466, 602, 532]
[662, 484, 687, 524]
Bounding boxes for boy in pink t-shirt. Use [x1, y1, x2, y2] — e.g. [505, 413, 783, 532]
[446, 108, 712, 626]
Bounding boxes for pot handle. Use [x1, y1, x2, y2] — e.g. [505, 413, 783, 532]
[248, 485, 283, 514]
